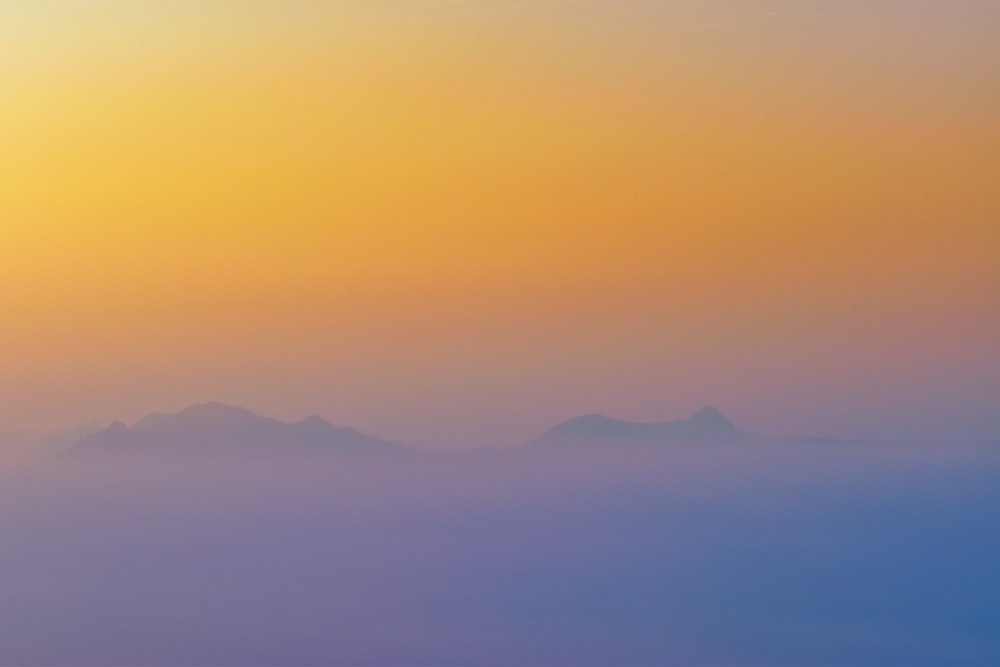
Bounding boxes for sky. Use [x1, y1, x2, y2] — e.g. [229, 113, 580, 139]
[1, 0, 998, 448]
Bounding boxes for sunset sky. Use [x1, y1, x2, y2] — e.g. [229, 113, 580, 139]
[2, 0, 998, 448]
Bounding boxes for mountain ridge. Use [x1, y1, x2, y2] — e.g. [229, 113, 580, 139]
[526, 405, 742, 450]
[71, 402, 410, 459]
[62, 402, 972, 460]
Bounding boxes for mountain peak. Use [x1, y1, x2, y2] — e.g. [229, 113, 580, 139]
[106, 421, 129, 434]
[689, 405, 734, 432]
[292, 415, 351, 438]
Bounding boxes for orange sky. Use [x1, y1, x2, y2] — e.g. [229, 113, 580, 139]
[1, 0, 998, 447]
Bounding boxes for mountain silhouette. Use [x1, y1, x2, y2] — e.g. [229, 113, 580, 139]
[527, 405, 740, 450]
[71, 402, 410, 459]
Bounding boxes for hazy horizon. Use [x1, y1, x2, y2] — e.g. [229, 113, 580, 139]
[3, 399, 997, 466]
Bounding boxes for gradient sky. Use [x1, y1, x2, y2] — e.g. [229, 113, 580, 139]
[1, 0, 998, 448]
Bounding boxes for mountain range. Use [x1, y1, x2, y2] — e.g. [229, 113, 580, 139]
[526, 405, 741, 451]
[67, 402, 754, 460]
[72, 402, 410, 459]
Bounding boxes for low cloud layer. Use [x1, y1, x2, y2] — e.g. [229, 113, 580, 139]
[1, 441, 997, 665]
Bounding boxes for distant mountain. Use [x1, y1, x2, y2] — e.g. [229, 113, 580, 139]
[526, 405, 742, 451]
[70, 403, 411, 459]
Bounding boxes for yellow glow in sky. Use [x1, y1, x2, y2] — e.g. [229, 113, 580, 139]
[2, 0, 998, 447]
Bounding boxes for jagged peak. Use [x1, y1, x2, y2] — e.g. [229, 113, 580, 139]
[689, 405, 735, 431]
